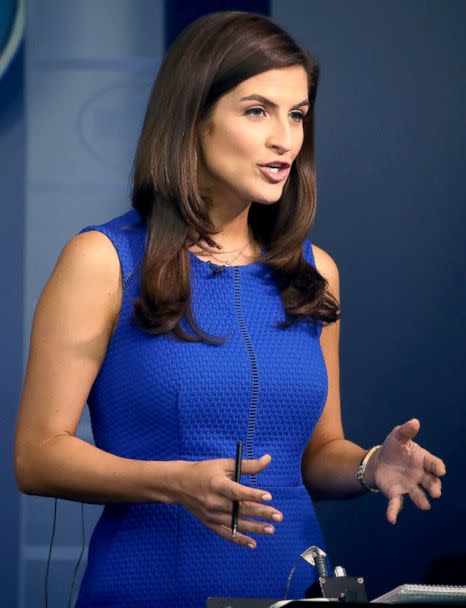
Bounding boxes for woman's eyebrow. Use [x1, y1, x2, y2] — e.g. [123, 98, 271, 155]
[239, 94, 310, 109]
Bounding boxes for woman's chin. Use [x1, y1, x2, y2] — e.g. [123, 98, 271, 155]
[251, 192, 283, 205]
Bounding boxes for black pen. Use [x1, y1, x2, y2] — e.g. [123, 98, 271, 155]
[231, 440, 243, 538]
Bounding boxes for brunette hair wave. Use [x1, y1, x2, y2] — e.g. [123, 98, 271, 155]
[130, 10, 340, 343]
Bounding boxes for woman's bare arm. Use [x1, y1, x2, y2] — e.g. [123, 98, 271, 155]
[301, 245, 377, 499]
[14, 230, 187, 504]
[302, 246, 445, 528]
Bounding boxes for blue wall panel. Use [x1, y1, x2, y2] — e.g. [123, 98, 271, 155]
[21, 3, 164, 607]
[0, 38, 24, 608]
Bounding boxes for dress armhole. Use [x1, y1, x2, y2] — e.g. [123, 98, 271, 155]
[304, 236, 317, 269]
[304, 236, 323, 338]
[77, 226, 128, 293]
[77, 210, 145, 291]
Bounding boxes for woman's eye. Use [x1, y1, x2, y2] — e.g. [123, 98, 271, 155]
[290, 111, 305, 122]
[245, 107, 305, 122]
[246, 107, 267, 118]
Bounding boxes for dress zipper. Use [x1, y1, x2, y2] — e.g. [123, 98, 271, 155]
[233, 268, 260, 486]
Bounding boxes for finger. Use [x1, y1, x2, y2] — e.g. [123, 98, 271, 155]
[420, 472, 442, 498]
[218, 476, 274, 504]
[392, 418, 420, 443]
[408, 485, 431, 511]
[221, 453, 271, 475]
[202, 491, 276, 518]
[239, 500, 284, 523]
[386, 495, 405, 525]
[205, 494, 284, 523]
[206, 499, 284, 525]
[240, 454, 272, 475]
[424, 454, 447, 477]
[205, 521, 257, 549]
[208, 512, 277, 536]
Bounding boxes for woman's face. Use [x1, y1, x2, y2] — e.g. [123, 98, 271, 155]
[197, 65, 309, 212]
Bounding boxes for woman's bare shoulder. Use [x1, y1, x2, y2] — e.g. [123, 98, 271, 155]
[44, 229, 123, 331]
[310, 243, 339, 301]
[310, 243, 338, 278]
[54, 230, 121, 297]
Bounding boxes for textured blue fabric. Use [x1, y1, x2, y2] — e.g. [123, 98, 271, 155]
[74, 208, 329, 608]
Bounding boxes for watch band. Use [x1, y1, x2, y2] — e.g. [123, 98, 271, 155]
[357, 444, 381, 493]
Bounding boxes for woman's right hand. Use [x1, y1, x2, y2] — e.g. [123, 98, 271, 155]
[177, 453, 283, 549]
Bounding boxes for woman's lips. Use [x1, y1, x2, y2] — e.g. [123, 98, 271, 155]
[257, 165, 290, 183]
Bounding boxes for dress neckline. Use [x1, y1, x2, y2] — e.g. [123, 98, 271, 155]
[188, 250, 264, 273]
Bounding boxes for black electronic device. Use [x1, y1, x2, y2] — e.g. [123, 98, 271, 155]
[319, 574, 368, 602]
[299, 546, 368, 602]
[207, 545, 370, 607]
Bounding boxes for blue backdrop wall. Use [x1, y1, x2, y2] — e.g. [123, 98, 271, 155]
[2, 1, 465, 606]
[273, 2, 466, 598]
[1, 1, 24, 606]
[1, 39, 24, 608]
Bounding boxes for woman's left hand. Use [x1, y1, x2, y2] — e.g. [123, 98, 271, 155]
[367, 418, 446, 525]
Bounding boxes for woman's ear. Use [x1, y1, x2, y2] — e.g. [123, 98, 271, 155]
[197, 110, 214, 139]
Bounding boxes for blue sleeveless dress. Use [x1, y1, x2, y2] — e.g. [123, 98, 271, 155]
[74, 208, 329, 608]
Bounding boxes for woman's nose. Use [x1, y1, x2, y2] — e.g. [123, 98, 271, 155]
[267, 123, 293, 153]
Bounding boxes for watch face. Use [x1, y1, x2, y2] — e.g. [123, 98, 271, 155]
[0, 0, 24, 79]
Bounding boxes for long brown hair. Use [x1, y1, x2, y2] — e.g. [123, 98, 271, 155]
[131, 11, 340, 343]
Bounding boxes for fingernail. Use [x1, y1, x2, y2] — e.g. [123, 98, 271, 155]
[264, 526, 274, 534]
[247, 543, 255, 550]
[272, 513, 282, 522]
[262, 493, 272, 501]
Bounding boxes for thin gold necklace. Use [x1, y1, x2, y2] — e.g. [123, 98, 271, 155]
[207, 240, 251, 266]
[201, 244, 245, 254]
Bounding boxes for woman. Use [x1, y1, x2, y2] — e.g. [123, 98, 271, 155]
[14, 11, 446, 607]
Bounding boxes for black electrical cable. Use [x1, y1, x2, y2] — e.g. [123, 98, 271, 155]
[44, 498, 58, 608]
[284, 555, 301, 600]
[44, 498, 86, 608]
[68, 502, 86, 607]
